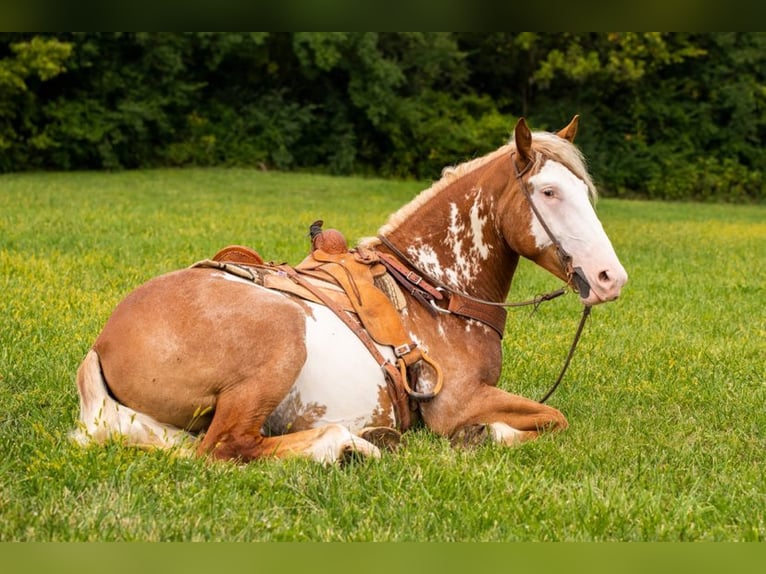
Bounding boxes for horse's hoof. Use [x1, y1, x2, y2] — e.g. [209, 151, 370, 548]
[359, 426, 401, 452]
[449, 424, 490, 449]
[340, 446, 368, 466]
[339, 439, 381, 466]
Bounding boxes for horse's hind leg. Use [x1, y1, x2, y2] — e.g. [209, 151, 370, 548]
[256, 424, 382, 464]
[358, 426, 402, 452]
[197, 379, 381, 464]
[199, 392, 381, 464]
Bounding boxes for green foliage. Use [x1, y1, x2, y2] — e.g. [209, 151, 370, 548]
[530, 32, 706, 86]
[376, 92, 514, 178]
[1, 169, 764, 541]
[644, 156, 763, 202]
[519, 33, 765, 202]
[0, 33, 764, 202]
[0, 35, 72, 165]
[165, 91, 316, 169]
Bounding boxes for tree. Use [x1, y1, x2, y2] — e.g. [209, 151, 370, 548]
[0, 35, 72, 170]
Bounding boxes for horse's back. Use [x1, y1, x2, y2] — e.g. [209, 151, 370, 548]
[93, 267, 308, 430]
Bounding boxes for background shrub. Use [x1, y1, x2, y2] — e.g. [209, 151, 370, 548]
[0, 32, 763, 202]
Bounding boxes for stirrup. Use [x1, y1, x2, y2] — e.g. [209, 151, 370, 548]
[399, 352, 443, 401]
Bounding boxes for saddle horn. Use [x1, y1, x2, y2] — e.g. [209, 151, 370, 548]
[308, 219, 348, 254]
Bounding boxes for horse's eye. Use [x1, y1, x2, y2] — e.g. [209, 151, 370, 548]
[542, 188, 555, 198]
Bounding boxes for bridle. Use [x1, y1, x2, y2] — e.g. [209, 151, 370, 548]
[378, 151, 593, 404]
[512, 152, 592, 299]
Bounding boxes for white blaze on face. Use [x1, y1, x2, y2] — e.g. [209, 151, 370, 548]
[527, 160, 628, 304]
[408, 190, 493, 289]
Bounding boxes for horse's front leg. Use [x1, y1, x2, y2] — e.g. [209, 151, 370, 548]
[420, 384, 569, 448]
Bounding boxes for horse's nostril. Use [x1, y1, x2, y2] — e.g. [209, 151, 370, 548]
[598, 270, 610, 283]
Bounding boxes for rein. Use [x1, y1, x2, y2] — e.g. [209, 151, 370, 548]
[378, 152, 593, 404]
[537, 305, 590, 403]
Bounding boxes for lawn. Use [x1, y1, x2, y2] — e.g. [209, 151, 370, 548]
[0, 168, 764, 541]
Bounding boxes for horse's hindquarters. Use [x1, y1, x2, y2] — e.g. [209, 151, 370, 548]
[93, 268, 310, 431]
[86, 268, 397, 462]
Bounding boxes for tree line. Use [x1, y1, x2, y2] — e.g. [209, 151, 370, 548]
[1, 32, 763, 202]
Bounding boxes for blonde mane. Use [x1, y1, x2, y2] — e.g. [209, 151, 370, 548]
[363, 130, 597, 245]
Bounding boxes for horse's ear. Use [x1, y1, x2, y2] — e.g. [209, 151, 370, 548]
[514, 117, 533, 170]
[556, 115, 579, 143]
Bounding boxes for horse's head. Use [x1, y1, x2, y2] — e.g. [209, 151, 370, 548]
[501, 116, 627, 306]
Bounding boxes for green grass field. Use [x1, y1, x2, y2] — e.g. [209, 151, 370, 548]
[1, 168, 764, 541]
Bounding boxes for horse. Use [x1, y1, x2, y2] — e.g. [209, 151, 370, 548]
[71, 116, 627, 464]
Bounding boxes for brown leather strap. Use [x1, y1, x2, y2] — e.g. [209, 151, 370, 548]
[380, 250, 510, 337]
[378, 252, 444, 301]
[377, 235, 571, 339]
[447, 294, 508, 338]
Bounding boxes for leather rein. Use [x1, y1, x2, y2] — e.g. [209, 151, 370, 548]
[378, 152, 592, 404]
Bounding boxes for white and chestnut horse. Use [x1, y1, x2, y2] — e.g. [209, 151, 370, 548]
[72, 117, 627, 463]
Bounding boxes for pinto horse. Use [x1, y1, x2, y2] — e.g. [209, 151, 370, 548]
[71, 116, 627, 463]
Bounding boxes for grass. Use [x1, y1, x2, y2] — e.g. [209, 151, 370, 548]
[1, 168, 764, 541]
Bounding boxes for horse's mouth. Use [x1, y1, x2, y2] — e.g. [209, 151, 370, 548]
[578, 283, 624, 306]
[572, 265, 627, 305]
[571, 267, 591, 299]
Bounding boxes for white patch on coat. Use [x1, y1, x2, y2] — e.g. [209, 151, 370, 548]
[447, 192, 493, 287]
[469, 199, 491, 259]
[266, 303, 395, 434]
[408, 190, 493, 290]
[463, 318, 491, 335]
[408, 243, 444, 282]
[446, 202, 469, 284]
[488, 422, 524, 445]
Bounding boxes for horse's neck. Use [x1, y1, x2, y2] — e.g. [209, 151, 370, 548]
[384, 154, 518, 302]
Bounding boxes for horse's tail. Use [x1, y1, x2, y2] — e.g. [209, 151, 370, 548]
[70, 349, 193, 452]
